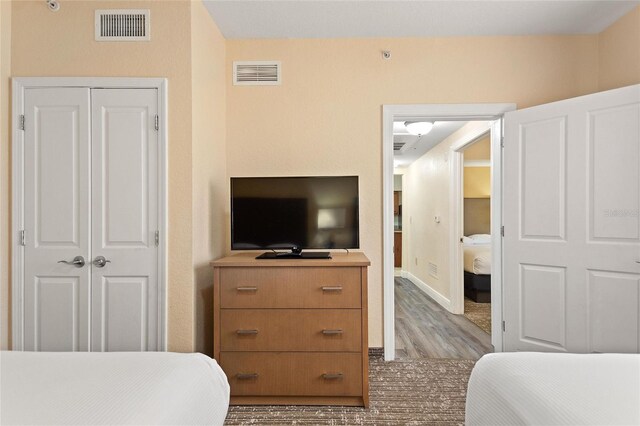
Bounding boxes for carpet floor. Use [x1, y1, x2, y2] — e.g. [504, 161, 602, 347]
[463, 298, 491, 335]
[224, 356, 476, 425]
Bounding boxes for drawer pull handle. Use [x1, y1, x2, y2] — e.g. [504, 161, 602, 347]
[322, 329, 344, 335]
[322, 286, 343, 292]
[236, 329, 259, 335]
[236, 287, 258, 292]
[322, 373, 344, 380]
[237, 373, 259, 380]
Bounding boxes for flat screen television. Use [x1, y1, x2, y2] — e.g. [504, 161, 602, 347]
[231, 176, 359, 259]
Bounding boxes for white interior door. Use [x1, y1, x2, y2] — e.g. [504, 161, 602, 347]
[23, 88, 91, 351]
[503, 84, 640, 353]
[90, 89, 159, 351]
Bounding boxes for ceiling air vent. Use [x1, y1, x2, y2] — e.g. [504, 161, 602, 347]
[394, 141, 406, 152]
[95, 10, 150, 41]
[233, 61, 281, 86]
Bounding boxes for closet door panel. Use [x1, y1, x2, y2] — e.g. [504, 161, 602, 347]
[90, 89, 159, 351]
[23, 88, 91, 351]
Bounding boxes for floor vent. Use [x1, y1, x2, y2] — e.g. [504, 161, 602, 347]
[233, 61, 281, 86]
[95, 10, 150, 41]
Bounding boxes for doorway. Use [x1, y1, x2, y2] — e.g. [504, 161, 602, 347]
[12, 78, 168, 352]
[456, 131, 492, 335]
[382, 104, 515, 361]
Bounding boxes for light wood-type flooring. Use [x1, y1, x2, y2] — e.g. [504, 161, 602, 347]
[395, 277, 493, 360]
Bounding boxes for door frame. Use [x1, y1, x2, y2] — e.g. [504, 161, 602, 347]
[11, 77, 169, 351]
[382, 103, 515, 361]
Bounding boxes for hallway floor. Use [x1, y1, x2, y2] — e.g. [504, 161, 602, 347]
[394, 277, 493, 360]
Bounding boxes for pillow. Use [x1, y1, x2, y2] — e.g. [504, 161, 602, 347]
[464, 234, 491, 245]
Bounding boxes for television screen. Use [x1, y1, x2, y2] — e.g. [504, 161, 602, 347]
[231, 176, 359, 250]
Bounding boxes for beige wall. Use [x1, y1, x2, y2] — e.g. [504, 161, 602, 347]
[7, 0, 195, 351]
[598, 6, 640, 91]
[463, 134, 490, 161]
[463, 167, 490, 198]
[226, 35, 598, 346]
[402, 122, 489, 299]
[191, 0, 227, 356]
[464, 198, 491, 236]
[0, 0, 11, 350]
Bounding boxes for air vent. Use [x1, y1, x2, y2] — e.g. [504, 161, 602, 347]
[394, 141, 406, 151]
[428, 262, 438, 278]
[95, 10, 150, 41]
[233, 61, 281, 86]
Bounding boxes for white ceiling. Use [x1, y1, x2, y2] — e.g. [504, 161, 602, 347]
[393, 121, 467, 168]
[204, 1, 639, 39]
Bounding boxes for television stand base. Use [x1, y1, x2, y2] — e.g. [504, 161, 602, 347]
[256, 251, 332, 260]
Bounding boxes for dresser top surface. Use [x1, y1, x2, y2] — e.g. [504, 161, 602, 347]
[211, 252, 370, 267]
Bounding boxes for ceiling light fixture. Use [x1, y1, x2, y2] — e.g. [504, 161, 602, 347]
[404, 121, 434, 136]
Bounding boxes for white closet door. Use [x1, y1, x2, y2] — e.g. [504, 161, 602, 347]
[90, 89, 159, 351]
[23, 88, 91, 351]
[503, 84, 640, 353]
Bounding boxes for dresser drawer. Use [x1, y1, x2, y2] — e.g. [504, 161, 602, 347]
[220, 309, 361, 352]
[220, 267, 361, 308]
[220, 352, 362, 397]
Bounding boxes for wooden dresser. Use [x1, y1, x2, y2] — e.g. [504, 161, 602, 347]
[211, 252, 370, 407]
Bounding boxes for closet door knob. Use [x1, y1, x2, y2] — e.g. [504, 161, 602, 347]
[57, 256, 85, 268]
[93, 256, 111, 268]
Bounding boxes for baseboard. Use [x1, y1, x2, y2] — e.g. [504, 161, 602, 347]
[394, 268, 404, 277]
[401, 270, 409, 279]
[405, 272, 452, 312]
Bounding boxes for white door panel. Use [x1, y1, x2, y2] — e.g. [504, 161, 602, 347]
[90, 89, 159, 351]
[504, 84, 640, 353]
[23, 88, 91, 351]
[97, 276, 151, 351]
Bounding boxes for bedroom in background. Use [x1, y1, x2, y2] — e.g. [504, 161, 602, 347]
[460, 134, 492, 335]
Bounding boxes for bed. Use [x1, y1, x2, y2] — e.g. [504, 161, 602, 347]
[463, 234, 492, 303]
[466, 352, 640, 425]
[0, 351, 230, 425]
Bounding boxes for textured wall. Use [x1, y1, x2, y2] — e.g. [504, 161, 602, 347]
[191, 0, 227, 356]
[0, 0, 11, 350]
[598, 6, 640, 91]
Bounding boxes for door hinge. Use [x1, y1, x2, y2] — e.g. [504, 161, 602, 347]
[19, 115, 25, 131]
[19, 230, 25, 246]
[501, 226, 505, 237]
[155, 230, 159, 247]
[154, 114, 159, 131]
[502, 320, 506, 332]
[500, 135, 504, 148]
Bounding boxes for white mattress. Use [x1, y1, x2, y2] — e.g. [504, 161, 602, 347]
[0, 351, 230, 426]
[463, 244, 491, 275]
[466, 352, 640, 426]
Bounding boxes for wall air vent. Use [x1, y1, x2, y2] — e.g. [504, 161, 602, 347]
[233, 61, 281, 86]
[428, 262, 438, 279]
[95, 10, 150, 41]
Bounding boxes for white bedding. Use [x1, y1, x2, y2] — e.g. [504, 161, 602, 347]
[463, 244, 491, 275]
[0, 351, 230, 426]
[466, 352, 640, 425]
